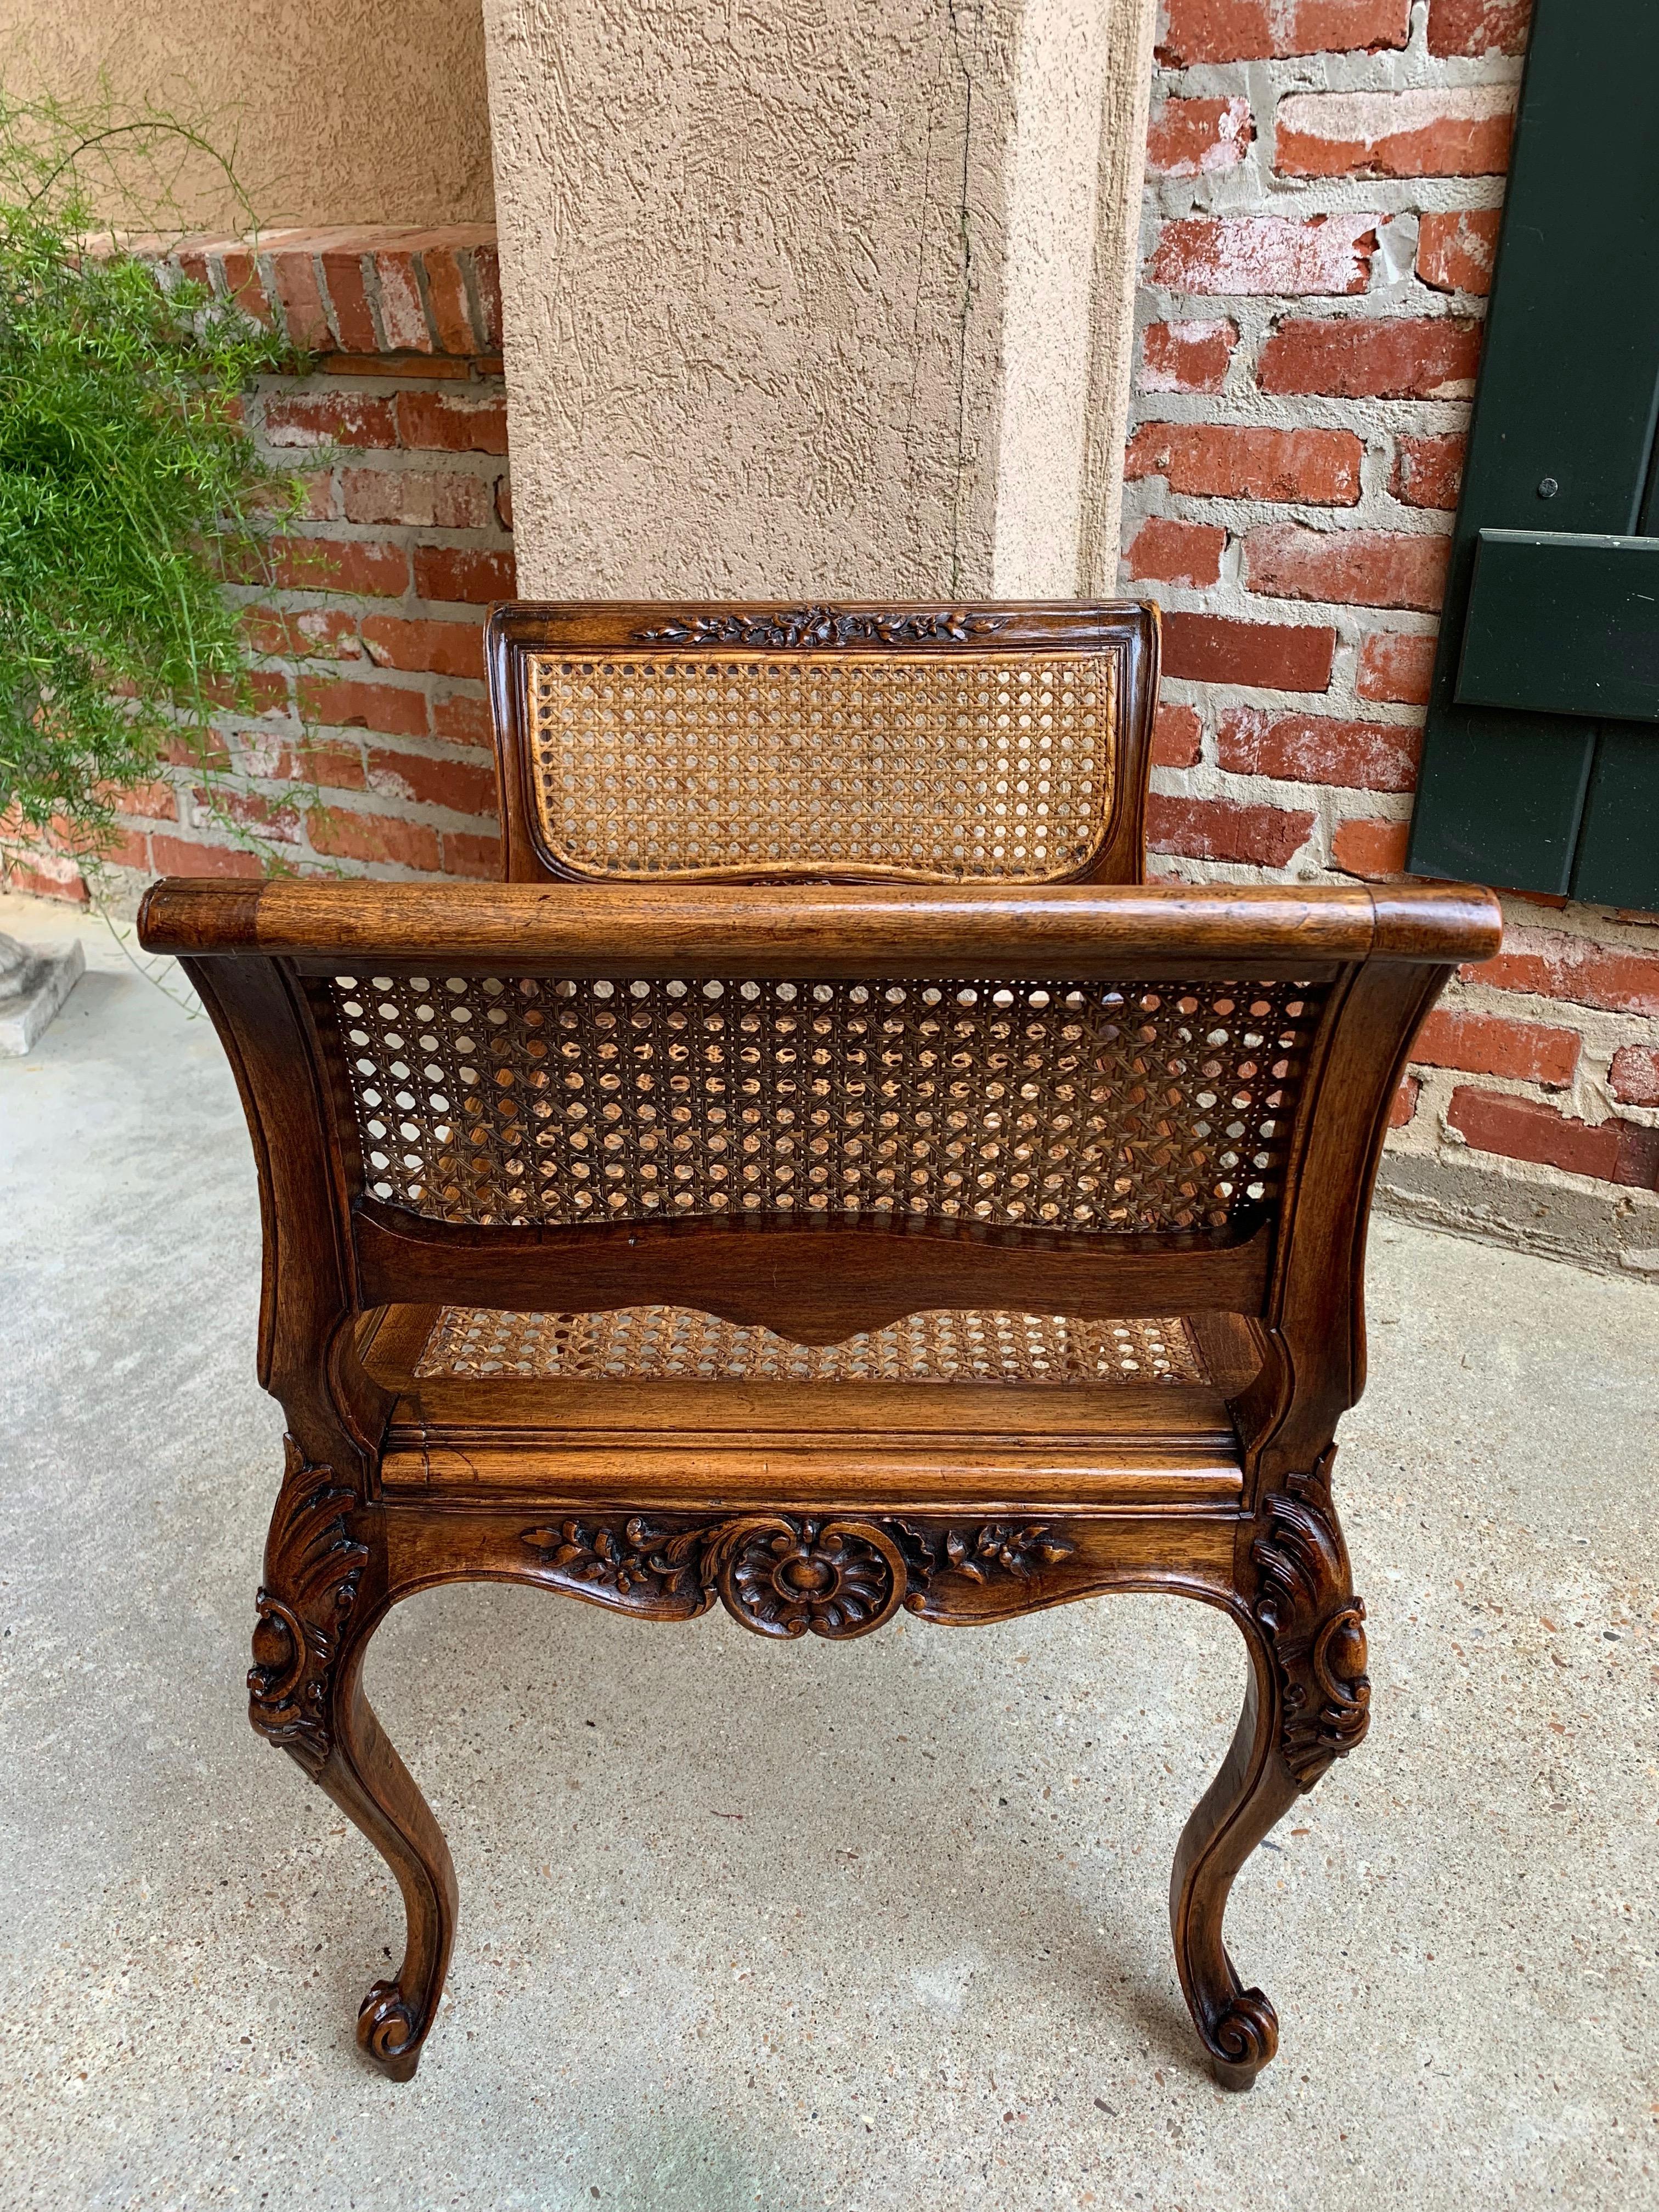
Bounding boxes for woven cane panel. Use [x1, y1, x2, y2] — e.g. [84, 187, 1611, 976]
[523, 652, 1119, 881]
[414, 1306, 1207, 1386]
[326, 973, 1324, 1236]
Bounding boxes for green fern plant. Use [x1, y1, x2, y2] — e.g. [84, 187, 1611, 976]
[0, 95, 311, 874]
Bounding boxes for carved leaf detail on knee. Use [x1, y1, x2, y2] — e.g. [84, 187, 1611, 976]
[1251, 1447, 1372, 1788]
[248, 1437, 369, 1775]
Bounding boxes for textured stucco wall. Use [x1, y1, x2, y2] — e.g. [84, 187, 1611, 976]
[1, 0, 493, 230]
[483, 0, 1154, 599]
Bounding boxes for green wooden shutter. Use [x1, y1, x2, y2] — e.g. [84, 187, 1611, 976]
[1407, 0, 1659, 911]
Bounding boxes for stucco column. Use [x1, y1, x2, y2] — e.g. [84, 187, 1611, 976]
[482, 0, 1154, 600]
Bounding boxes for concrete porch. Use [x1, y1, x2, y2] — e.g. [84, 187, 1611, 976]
[0, 890, 1653, 2211]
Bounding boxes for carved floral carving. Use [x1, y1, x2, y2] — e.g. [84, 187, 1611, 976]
[517, 1512, 1077, 1637]
[634, 607, 1009, 649]
[1251, 1448, 1371, 1788]
[248, 1438, 368, 1775]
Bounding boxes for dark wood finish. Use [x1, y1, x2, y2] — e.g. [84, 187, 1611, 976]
[486, 600, 1163, 887]
[142, 855, 1498, 2092]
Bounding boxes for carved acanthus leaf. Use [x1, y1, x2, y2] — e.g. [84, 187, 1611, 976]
[633, 607, 1009, 649]
[248, 1437, 368, 1775]
[1252, 1447, 1371, 1787]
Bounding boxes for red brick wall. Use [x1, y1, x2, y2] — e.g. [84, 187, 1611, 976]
[1128, 0, 1659, 1258]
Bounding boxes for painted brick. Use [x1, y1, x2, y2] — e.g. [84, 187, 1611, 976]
[1257, 317, 1482, 399]
[1146, 98, 1253, 178]
[1149, 214, 1378, 297]
[1358, 630, 1437, 704]
[371, 251, 434, 353]
[297, 675, 429, 738]
[1163, 612, 1336, 692]
[364, 747, 500, 817]
[1126, 421, 1362, 504]
[1610, 1046, 1659, 1108]
[1332, 815, 1409, 878]
[1139, 319, 1239, 394]
[268, 536, 411, 597]
[1275, 88, 1514, 179]
[262, 392, 397, 450]
[318, 248, 379, 352]
[1390, 1075, 1420, 1128]
[1244, 522, 1450, 612]
[309, 808, 443, 873]
[1152, 702, 1203, 769]
[1125, 516, 1226, 587]
[340, 467, 494, 529]
[148, 834, 264, 879]
[1216, 707, 1421, 791]
[1414, 1009, 1581, 1086]
[1418, 209, 1502, 296]
[1427, 0, 1532, 58]
[360, 615, 488, 680]
[396, 390, 510, 455]
[266, 249, 332, 349]
[443, 828, 505, 877]
[1392, 433, 1465, 512]
[1147, 795, 1316, 866]
[1447, 1088, 1659, 1189]
[431, 692, 495, 747]
[1465, 933, 1659, 1018]
[1158, 0, 1410, 65]
[413, 545, 520, 603]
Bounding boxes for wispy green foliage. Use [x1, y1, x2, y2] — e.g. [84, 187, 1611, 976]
[0, 94, 305, 868]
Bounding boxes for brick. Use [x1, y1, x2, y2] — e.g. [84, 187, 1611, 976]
[1151, 702, 1203, 770]
[309, 808, 443, 873]
[265, 248, 332, 349]
[298, 675, 429, 737]
[1125, 516, 1226, 587]
[1126, 421, 1362, 505]
[1427, 0, 1532, 57]
[1390, 1074, 1420, 1128]
[149, 834, 264, 879]
[214, 249, 273, 329]
[1158, 0, 1410, 64]
[1139, 319, 1239, 394]
[443, 827, 505, 877]
[267, 741, 368, 792]
[267, 536, 411, 597]
[1146, 98, 1253, 178]
[242, 606, 361, 662]
[1257, 317, 1481, 399]
[202, 665, 292, 715]
[108, 778, 178, 822]
[371, 250, 434, 353]
[1610, 1046, 1659, 1108]
[1331, 815, 1409, 877]
[1413, 1009, 1581, 1086]
[1358, 630, 1437, 705]
[318, 247, 378, 352]
[495, 473, 514, 530]
[1275, 88, 1514, 179]
[1147, 794, 1315, 866]
[360, 614, 487, 680]
[1244, 522, 1450, 612]
[1392, 433, 1465, 512]
[1418, 209, 1502, 296]
[1163, 612, 1336, 692]
[340, 467, 494, 529]
[1149, 214, 1378, 297]
[413, 545, 520, 603]
[431, 691, 495, 747]
[364, 746, 500, 816]
[1217, 707, 1421, 791]
[473, 247, 503, 349]
[262, 392, 397, 450]
[396, 390, 510, 455]
[193, 785, 304, 842]
[422, 248, 478, 354]
[1465, 932, 1659, 1017]
[1446, 1088, 1659, 1189]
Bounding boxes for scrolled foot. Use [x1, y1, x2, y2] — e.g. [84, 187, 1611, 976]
[358, 1979, 426, 2081]
[1202, 1986, 1279, 2091]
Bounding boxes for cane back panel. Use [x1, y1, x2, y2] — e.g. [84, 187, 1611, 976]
[317, 969, 1327, 1241]
[487, 603, 1161, 885]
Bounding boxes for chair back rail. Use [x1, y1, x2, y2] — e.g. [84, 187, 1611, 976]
[140, 878, 1499, 1498]
[486, 601, 1161, 887]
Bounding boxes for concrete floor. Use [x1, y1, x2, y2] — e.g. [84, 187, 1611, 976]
[1, 890, 1656, 2212]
